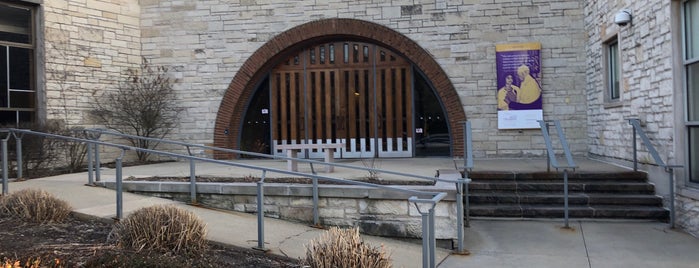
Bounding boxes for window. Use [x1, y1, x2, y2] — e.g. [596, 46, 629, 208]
[0, 2, 35, 127]
[605, 38, 621, 102]
[684, 0, 699, 183]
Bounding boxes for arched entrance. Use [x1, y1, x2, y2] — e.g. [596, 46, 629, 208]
[214, 19, 466, 159]
[267, 41, 415, 158]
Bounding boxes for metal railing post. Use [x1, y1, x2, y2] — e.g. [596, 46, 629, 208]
[189, 159, 196, 204]
[465, 178, 470, 227]
[545, 123, 551, 172]
[14, 134, 22, 179]
[84, 130, 102, 181]
[94, 144, 101, 181]
[455, 176, 471, 254]
[538, 120, 577, 228]
[428, 207, 436, 268]
[456, 178, 464, 251]
[255, 170, 267, 251]
[628, 118, 683, 228]
[461, 121, 473, 231]
[553, 121, 576, 168]
[312, 176, 320, 227]
[563, 169, 570, 228]
[632, 125, 638, 171]
[420, 209, 430, 268]
[115, 150, 125, 220]
[539, 121, 558, 171]
[87, 143, 94, 185]
[669, 167, 675, 228]
[186, 146, 197, 204]
[463, 121, 473, 171]
[411, 195, 443, 268]
[1, 136, 8, 195]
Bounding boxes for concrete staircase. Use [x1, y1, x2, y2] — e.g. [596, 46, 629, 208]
[466, 171, 669, 220]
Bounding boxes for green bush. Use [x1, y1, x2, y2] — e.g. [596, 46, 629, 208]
[110, 205, 207, 254]
[0, 189, 71, 224]
[303, 227, 392, 268]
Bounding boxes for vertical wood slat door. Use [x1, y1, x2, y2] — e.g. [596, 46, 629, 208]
[270, 42, 412, 158]
[375, 48, 412, 157]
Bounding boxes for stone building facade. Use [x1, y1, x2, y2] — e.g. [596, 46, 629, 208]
[585, 0, 699, 236]
[3, 0, 698, 236]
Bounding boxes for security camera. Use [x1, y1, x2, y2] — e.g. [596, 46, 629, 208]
[614, 9, 632, 26]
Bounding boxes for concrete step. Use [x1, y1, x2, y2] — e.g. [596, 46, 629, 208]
[469, 181, 656, 194]
[466, 172, 666, 221]
[469, 171, 649, 181]
[469, 193, 663, 206]
[469, 204, 669, 220]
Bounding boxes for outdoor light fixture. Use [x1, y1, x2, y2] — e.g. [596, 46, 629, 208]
[614, 9, 632, 26]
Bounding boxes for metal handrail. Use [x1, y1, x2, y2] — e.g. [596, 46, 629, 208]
[455, 121, 473, 254]
[538, 120, 577, 170]
[628, 118, 683, 228]
[4, 129, 440, 196]
[538, 120, 577, 228]
[81, 128, 447, 183]
[0, 128, 452, 268]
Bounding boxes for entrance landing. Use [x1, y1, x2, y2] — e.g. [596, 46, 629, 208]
[107, 157, 631, 182]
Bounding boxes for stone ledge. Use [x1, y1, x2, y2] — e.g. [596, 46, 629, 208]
[96, 181, 456, 201]
[95, 180, 459, 241]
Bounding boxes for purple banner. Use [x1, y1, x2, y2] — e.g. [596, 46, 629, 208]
[495, 42, 543, 129]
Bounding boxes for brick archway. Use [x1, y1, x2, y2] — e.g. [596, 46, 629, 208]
[213, 18, 466, 158]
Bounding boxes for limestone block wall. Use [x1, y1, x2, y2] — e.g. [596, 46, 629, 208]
[585, 0, 699, 238]
[138, 0, 588, 158]
[678, 195, 699, 237]
[43, 0, 142, 127]
[584, 0, 675, 163]
[42, 0, 143, 160]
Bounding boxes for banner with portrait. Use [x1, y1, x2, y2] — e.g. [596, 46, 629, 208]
[495, 42, 543, 129]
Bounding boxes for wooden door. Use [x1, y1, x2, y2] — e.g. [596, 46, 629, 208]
[271, 42, 413, 158]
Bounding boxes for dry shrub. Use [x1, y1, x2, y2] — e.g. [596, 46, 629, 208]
[0, 189, 71, 224]
[110, 205, 207, 254]
[303, 227, 392, 268]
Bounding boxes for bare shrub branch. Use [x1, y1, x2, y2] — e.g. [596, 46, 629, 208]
[90, 57, 181, 162]
[110, 205, 207, 254]
[304, 227, 392, 268]
[0, 189, 72, 224]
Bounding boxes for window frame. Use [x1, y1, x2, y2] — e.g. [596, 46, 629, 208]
[683, 0, 699, 184]
[603, 35, 622, 106]
[0, 1, 36, 127]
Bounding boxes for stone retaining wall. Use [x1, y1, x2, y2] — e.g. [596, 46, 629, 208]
[97, 181, 458, 242]
[677, 195, 699, 238]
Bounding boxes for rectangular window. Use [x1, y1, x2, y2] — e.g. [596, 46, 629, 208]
[0, 2, 35, 127]
[690, 127, 699, 183]
[688, 61, 699, 121]
[684, 0, 699, 183]
[606, 39, 621, 101]
[0, 4, 31, 44]
[687, 0, 699, 59]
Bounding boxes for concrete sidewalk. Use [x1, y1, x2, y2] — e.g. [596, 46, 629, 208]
[8, 161, 453, 268]
[440, 219, 699, 268]
[6, 158, 699, 267]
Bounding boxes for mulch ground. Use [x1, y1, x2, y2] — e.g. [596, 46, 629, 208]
[0, 214, 300, 267]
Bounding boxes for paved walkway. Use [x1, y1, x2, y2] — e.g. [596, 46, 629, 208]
[6, 158, 699, 267]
